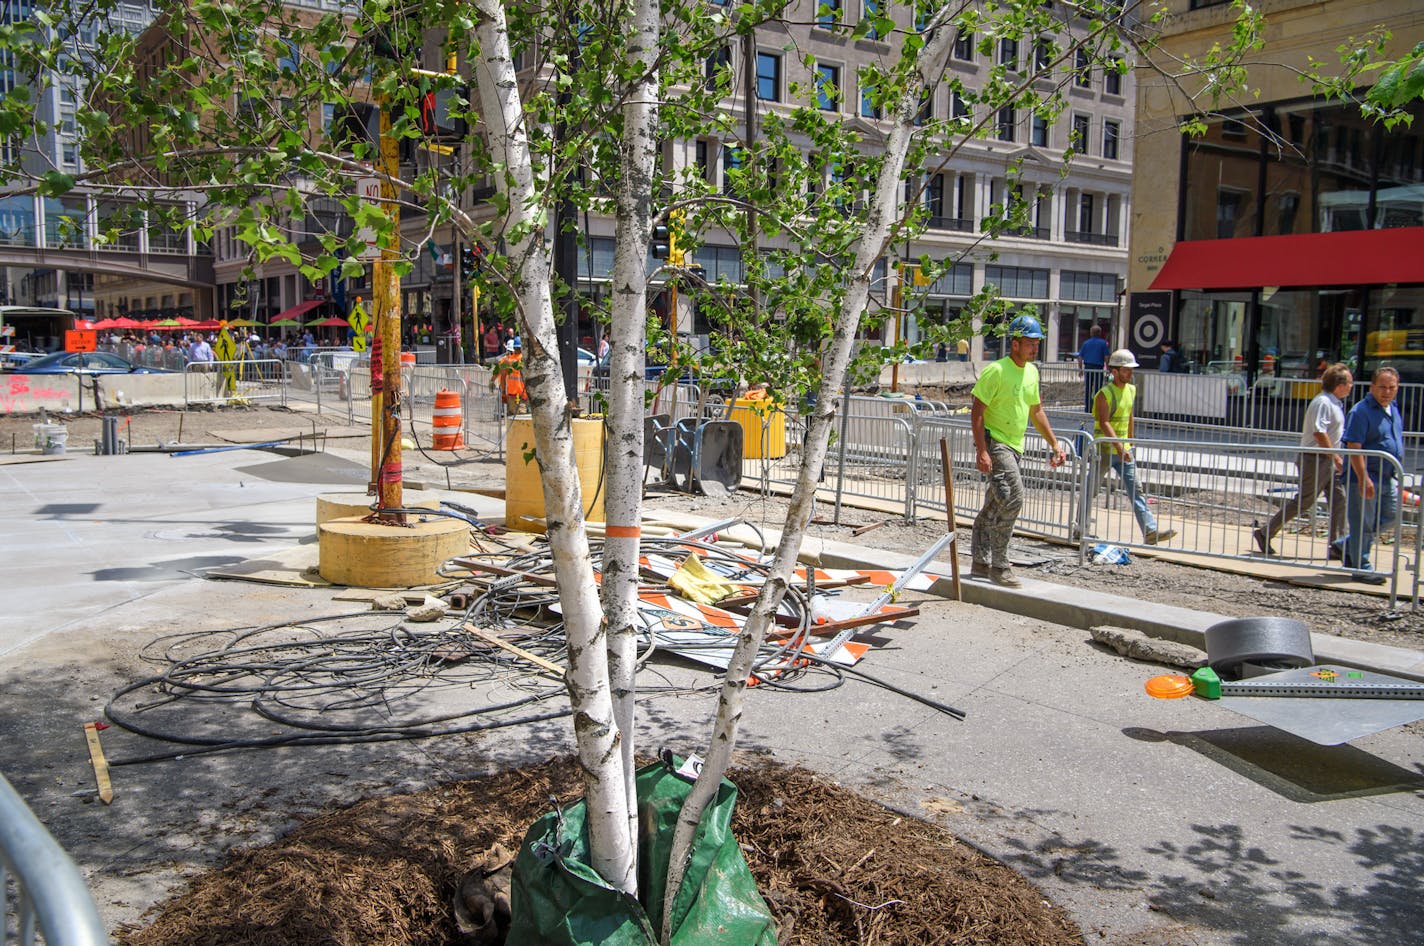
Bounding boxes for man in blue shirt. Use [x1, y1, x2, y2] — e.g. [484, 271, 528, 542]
[1074, 325, 1111, 413]
[1341, 367, 1404, 584]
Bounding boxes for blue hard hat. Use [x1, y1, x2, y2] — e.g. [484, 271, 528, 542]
[1009, 314, 1044, 339]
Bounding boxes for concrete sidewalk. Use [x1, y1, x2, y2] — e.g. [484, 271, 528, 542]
[1, 446, 1422, 946]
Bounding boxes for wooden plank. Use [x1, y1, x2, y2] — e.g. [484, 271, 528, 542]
[462, 625, 565, 677]
[84, 722, 113, 805]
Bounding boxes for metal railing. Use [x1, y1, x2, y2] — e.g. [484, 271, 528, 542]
[0, 772, 109, 946]
[182, 359, 286, 407]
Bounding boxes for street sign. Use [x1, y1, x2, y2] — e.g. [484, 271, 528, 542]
[214, 330, 237, 362]
[65, 329, 97, 352]
[356, 176, 382, 260]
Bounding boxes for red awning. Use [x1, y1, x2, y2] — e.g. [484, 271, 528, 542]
[270, 300, 323, 324]
[1149, 227, 1424, 291]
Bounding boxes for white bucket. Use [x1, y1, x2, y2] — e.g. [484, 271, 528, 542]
[33, 423, 68, 455]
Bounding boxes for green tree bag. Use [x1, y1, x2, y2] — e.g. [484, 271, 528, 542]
[506, 756, 777, 945]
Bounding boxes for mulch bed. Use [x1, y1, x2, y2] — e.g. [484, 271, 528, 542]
[118, 758, 1083, 946]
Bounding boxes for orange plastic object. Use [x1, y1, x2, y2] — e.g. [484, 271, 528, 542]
[1145, 674, 1195, 699]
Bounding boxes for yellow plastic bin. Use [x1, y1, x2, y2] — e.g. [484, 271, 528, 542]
[505, 416, 607, 532]
[729, 398, 786, 460]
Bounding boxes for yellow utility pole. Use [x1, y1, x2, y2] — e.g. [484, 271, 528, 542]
[374, 102, 405, 523]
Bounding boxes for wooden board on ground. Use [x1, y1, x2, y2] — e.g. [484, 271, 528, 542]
[204, 543, 329, 586]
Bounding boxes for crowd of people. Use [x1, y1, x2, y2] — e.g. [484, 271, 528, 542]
[972, 314, 1405, 587]
[98, 329, 342, 368]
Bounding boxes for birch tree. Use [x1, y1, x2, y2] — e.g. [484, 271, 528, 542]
[5, 0, 1412, 929]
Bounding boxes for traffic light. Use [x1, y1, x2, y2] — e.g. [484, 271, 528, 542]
[668, 209, 685, 266]
[651, 222, 671, 261]
[460, 245, 484, 281]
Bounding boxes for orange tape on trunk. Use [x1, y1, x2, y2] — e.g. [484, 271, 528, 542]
[604, 525, 641, 538]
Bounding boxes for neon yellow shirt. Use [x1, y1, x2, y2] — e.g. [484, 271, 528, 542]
[972, 357, 1040, 453]
[1093, 381, 1135, 443]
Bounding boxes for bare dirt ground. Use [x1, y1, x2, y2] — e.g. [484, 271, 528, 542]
[118, 758, 1083, 946]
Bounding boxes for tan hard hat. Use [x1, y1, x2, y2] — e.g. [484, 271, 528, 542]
[1108, 348, 1139, 368]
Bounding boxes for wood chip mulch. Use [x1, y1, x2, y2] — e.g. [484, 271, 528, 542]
[118, 758, 1084, 946]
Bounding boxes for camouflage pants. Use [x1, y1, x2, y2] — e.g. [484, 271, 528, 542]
[973, 437, 1024, 569]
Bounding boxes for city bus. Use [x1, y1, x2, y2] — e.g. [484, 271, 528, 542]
[0, 306, 79, 358]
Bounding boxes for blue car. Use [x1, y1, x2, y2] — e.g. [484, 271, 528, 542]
[8, 351, 172, 374]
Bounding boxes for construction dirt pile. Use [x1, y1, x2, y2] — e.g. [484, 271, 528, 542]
[117, 758, 1084, 946]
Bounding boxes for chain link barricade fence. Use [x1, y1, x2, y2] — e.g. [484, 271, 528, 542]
[183, 359, 286, 408]
[1, 771, 109, 946]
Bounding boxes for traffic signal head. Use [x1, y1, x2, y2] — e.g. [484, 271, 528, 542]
[460, 246, 476, 280]
[652, 223, 671, 261]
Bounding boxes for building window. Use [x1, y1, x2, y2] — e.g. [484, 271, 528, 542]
[984, 264, 1049, 299]
[999, 38, 1018, 72]
[863, 0, 883, 40]
[997, 107, 1016, 142]
[926, 173, 945, 219]
[695, 139, 711, 182]
[859, 68, 880, 118]
[1217, 190, 1246, 238]
[915, 92, 932, 126]
[1061, 271, 1117, 303]
[1031, 114, 1049, 147]
[1078, 193, 1095, 234]
[1074, 48, 1091, 88]
[1103, 120, 1119, 159]
[816, 63, 841, 110]
[755, 51, 780, 101]
[722, 146, 744, 195]
[706, 45, 731, 92]
[818, 0, 842, 28]
[953, 29, 973, 62]
[1034, 37, 1053, 73]
[1071, 113, 1090, 154]
[1277, 192, 1300, 234]
[952, 89, 970, 120]
[1104, 58, 1123, 96]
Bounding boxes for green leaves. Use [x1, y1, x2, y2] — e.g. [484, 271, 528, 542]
[37, 171, 75, 197]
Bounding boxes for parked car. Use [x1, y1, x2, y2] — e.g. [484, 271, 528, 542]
[8, 351, 173, 374]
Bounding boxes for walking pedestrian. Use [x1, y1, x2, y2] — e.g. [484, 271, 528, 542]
[1340, 367, 1404, 584]
[1089, 349, 1176, 545]
[1074, 324, 1111, 414]
[970, 314, 1067, 587]
[1253, 363, 1352, 558]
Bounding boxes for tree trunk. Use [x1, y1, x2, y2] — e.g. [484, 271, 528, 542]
[472, 0, 635, 895]
[660, 14, 958, 939]
[602, 0, 661, 861]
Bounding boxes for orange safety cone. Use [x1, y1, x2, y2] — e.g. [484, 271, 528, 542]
[432, 389, 465, 450]
[1404, 489, 1421, 508]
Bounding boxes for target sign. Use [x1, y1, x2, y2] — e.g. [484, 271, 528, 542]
[1127, 292, 1172, 361]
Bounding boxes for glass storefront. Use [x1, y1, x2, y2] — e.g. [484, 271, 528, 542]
[1364, 286, 1424, 383]
[1182, 98, 1424, 242]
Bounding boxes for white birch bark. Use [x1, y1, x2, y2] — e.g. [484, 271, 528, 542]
[660, 13, 959, 938]
[472, 0, 635, 894]
[601, 0, 661, 852]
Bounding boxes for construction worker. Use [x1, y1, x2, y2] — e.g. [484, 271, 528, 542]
[970, 314, 1067, 588]
[1090, 349, 1176, 545]
[490, 337, 526, 414]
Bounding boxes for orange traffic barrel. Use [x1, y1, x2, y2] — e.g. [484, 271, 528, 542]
[432, 389, 464, 450]
[401, 351, 416, 367]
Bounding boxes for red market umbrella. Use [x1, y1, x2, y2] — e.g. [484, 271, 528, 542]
[306, 317, 350, 328]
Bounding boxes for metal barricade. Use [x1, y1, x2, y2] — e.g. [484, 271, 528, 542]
[910, 415, 1083, 542]
[1078, 435, 1408, 609]
[183, 359, 285, 407]
[0, 772, 109, 946]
